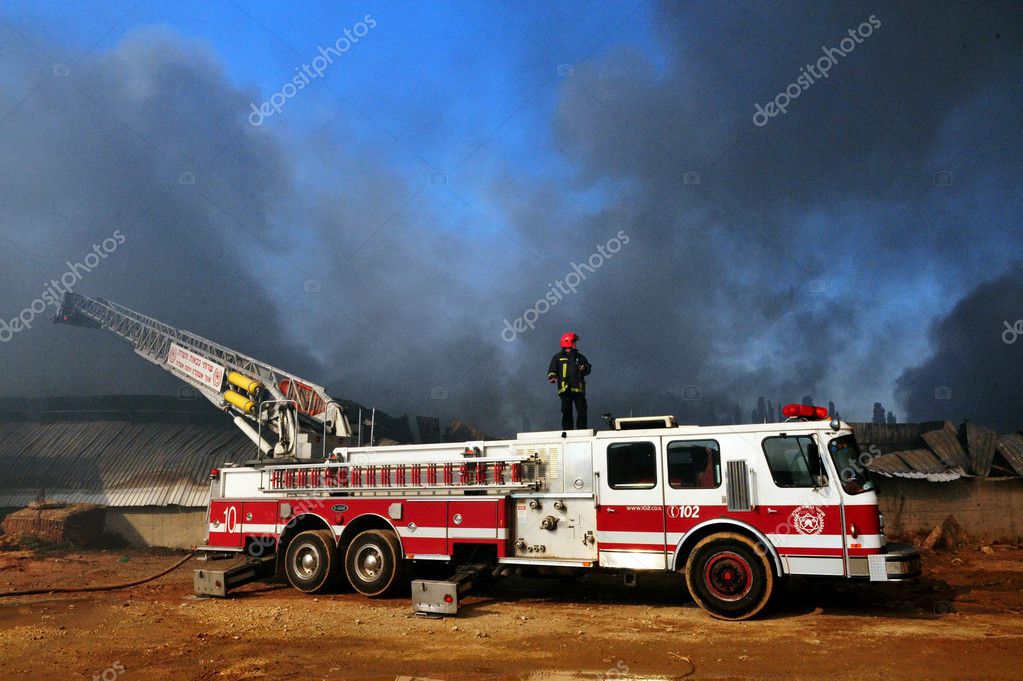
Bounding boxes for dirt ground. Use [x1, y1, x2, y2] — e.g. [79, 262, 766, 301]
[1, 544, 1021, 681]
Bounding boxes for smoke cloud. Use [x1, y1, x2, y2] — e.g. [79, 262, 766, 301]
[0, 27, 319, 396]
[896, 263, 1023, 432]
[1, 2, 1021, 435]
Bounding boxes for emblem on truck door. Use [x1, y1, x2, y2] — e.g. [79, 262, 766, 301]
[789, 505, 826, 535]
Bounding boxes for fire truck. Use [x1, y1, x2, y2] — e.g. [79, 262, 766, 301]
[57, 293, 920, 620]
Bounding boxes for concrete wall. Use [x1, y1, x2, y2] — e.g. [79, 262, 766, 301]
[103, 507, 208, 549]
[0, 506, 206, 548]
[878, 478, 1023, 543]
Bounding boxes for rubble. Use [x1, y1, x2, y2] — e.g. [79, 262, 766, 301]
[0, 502, 105, 546]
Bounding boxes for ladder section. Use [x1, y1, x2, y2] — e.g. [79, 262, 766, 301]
[262, 455, 540, 495]
[55, 292, 351, 441]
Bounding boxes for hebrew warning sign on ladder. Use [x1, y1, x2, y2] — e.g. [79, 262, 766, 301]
[166, 342, 225, 392]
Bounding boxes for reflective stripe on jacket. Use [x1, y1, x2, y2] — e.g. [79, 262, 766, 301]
[547, 350, 590, 394]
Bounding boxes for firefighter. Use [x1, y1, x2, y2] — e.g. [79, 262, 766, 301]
[547, 332, 591, 430]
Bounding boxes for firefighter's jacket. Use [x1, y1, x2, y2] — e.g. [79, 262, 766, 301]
[548, 350, 591, 395]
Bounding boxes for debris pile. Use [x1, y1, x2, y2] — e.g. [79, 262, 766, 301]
[920, 515, 967, 551]
[0, 501, 105, 546]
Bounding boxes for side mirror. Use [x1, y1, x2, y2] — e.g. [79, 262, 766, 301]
[807, 441, 826, 488]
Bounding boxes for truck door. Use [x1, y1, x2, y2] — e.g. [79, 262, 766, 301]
[595, 438, 667, 570]
[758, 433, 846, 576]
[660, 437, 725, 560]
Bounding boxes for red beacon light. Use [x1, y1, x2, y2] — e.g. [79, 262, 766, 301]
[782, 403, 829, 420]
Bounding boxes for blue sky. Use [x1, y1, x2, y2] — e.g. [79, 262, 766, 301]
[8, 1, 659, 183]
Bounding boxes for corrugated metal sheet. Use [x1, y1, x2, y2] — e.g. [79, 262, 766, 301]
[0, 420, 253, 508]
[867, 452, 911, 476]
[963, 422, 998, 478]
[865, 448, 964, 482]
[850, 421, 946, 454]
[996, 434, 1023, 477]
[921, 423, 968, 469]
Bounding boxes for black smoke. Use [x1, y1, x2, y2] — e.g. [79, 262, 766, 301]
[0, 27, 320, 397]
[476, 1, 1023, 430]
[896, 263, 1023, 432]
[1, 2, 1021, 436]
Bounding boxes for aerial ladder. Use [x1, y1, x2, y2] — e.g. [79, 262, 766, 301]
[54, 292, 351, 460]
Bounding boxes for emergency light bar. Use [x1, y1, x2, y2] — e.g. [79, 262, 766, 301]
[782, 403, 829, 420]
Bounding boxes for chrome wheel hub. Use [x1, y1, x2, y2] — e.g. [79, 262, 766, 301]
[293, 544, 320, 578]
[355, 544, 384, 581]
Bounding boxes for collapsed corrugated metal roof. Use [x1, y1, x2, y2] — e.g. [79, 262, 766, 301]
[0, 419, 253, 508]
[853, 421, 965, 481]
[855, 420, 1022, 482]
[0, 395, 253, 508]
[868, 450, 964, 482]
[0, 395, 446, 509]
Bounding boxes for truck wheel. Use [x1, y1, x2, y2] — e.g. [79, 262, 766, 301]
[684, 532, 774, 620]
[284, 529, 338, 594]
[345, 529, 405, 597]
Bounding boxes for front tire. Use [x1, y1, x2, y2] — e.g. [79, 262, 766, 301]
[684, 532, 774, 620]
[284, 529, 338, 594]
[344, 529, 406, 597]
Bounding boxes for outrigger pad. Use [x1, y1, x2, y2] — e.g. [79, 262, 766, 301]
[411, 579, 460, 616]
[193, 557, 274, 598]
[410, 564, 484, 616]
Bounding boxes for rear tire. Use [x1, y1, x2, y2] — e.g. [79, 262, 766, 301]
[284, 529, 338, 594]
[344, 529, 406, 597]
[684, 532, 774, 620]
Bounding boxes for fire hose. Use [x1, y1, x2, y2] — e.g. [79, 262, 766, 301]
[0, 550, 196, 598]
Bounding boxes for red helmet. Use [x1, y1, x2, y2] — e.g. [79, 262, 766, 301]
[560, 332, 579, 348]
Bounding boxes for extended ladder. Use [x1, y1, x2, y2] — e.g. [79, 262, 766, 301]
[55, 293, 351, 456]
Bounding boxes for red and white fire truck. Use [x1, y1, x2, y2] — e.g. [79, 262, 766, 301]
[57, 294, 920, 620]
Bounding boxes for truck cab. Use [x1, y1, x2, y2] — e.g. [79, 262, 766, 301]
[590, 411, 919, 617]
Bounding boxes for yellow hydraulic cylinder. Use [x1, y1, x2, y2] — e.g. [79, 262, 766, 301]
[227, 371, 262, 395]
[224, 390, 256, 414]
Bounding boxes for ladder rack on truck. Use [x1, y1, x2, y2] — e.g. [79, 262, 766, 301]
[259, 438, 548, 495]
[262, 456, 539, 495]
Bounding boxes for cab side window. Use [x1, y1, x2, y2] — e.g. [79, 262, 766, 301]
[762, 435, 819, 488]
[607, 442, 657, 489]
[667, 439, 721, 489]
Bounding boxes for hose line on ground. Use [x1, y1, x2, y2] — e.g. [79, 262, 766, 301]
[0, 550, 196, 598]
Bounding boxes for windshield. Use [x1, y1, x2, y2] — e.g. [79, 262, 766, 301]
[828, 435, 875, 495]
